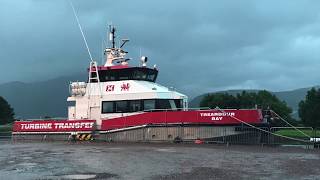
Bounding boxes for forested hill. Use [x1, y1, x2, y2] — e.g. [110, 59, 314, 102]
[189, 87, 320, 115]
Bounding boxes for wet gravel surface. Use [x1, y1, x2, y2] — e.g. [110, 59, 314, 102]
[0, 140, 319, 180]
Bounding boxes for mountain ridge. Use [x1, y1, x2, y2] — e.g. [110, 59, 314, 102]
[0, 73, 86, 119]
[0, 74, 318, 119]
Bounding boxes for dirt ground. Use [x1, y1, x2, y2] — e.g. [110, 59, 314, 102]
[0, 140, 319, 180]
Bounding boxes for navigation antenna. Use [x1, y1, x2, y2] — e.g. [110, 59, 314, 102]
[68, 0, 93, 61]
[68, 0, 102, 121]
[109, 25, 116, 48]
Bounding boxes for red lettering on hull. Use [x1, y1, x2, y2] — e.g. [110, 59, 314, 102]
[121, 83, 130, 91]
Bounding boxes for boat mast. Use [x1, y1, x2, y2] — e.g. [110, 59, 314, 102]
[109, 25, 116, 48]
[104, 25, 130, 67]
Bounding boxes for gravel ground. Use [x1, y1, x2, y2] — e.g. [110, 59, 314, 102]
[0, 140, 319, 180]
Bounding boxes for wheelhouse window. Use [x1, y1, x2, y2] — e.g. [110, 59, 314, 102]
[103, 70, 116, 81]
[97, 67, 158, 82]
[118, 69, 130, 80]
[133, 69, 147, 79]
[146, 70, 157, 81]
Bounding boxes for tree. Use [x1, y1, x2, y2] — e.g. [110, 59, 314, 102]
[0, 96, 15, 125]
[200, 90, 293, 126]
[200, 93, 238, 109]
[298, 88, 320, 127]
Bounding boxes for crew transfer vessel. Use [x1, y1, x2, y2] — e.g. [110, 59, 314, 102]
[13, 26, 265, 141]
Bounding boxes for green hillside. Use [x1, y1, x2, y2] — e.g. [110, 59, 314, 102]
[189, 87, 320, 119]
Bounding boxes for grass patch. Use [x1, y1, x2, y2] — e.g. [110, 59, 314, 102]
[275, 129, 320, 138]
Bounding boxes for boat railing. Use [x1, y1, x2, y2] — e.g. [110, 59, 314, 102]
[17, 117, 68, 121]
[141, 107, 211, 113]
[136, 107, 260, 113]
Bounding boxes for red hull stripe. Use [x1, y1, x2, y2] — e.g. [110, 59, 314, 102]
[101, 109, 263, 130]
[12, 110, 262, 132]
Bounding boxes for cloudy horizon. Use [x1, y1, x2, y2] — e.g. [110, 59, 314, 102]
[1, 0, 320, 97]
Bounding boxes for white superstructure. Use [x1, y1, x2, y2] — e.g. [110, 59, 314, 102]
[67, 26, 188, 127]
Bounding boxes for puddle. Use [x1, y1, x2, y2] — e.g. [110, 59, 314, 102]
[63, 151, 73, 154]
[105, 147, 123, 150]
[49, 152, 65, 155]
[87, 150, 102, 153]
[18, 162, 37, 167]
[280, 145, 314, 149]
[60, 174, 96, 179]
[156, 148, 176, 153]
[50, 173, 119, 179]
[22, 156, 33, 160]
[33, 151, 45, 154]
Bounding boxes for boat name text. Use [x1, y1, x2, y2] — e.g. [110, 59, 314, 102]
[20, 122, 94, 130]
[200, 112, 235, 121]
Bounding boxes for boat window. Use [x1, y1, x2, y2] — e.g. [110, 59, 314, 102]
[118, 69, 130, 80]
[115, 101, 128, 113]
[169, 100, 177, 110]
[129, 100, 142, 112]
[144, 100, 155, 111]
[102, 99, 182, 113]
[102, 101, 114, 113]
[174, 99, 182, 109]
[156, 99, 171, 109]
[97, 67, 158, 82]
[133, 69, 147, 80]
[147, 70, 157, 81]
[104, 71, 116, 81]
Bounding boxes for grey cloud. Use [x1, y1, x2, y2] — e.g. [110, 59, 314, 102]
[1, 0, 320, 97]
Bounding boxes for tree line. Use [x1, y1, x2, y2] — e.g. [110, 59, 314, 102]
[0, 96, 14, 125]
[298, 88, 320, 127]
[200, 89, 320, 127]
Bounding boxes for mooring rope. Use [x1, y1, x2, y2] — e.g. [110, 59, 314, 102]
[215, 107, 311, 143]
[270, 110, 311, 138]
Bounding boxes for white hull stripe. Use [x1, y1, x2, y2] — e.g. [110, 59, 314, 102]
[12, 131, 92, 135]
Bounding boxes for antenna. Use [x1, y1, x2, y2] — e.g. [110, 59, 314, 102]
[68, 0, 93, 62]
[100, 31, 107, 65]
[109, 25, 116, 48]
[139, 47, 142, 66]
[101, 37, 104, 65]
[120, 39, 129, 48]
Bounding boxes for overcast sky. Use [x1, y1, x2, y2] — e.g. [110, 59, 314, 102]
[1, 0, 320, 97]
